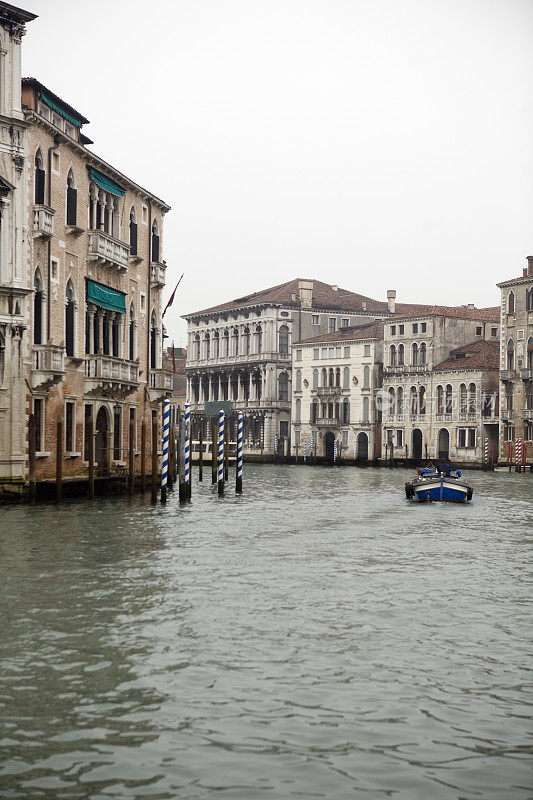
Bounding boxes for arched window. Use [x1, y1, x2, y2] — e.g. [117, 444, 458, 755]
[278, 325, 289, 355]
[459, 383, 467, 414]
[506, 338, 514, 371]
[194, 334, 200, 360]
[65, 280, 75, 357]
[388, 387, 395, 416]
[419, 342, 426, 365]
[295, 398, 301, 423]
[129, 303, 136, 361]
[232, 327, 239, 356]
[468, 383, 477, 414]
[508, 291, 515, 315]
[214, 331, 220, 358]
[311, 400, 318, 424]
[295, 369, 302, 391]
[411, 342, 418, 365]
[335, 367, 341, 387]
[112, 312, 120, 358]
[129, 206, 137, 256]
[243, 327, 250, 355]
[437, 385, 444, 414]
[419, 385, 426, 415]
[362, 396, 370, 423]
[151, 219, 160, 262]
[397, 386, 404, 415]
[328, 368, 334, 387]
[278, 371, 288, 401]
[312, 368, 318, 389]
[343, 366, 349, 389]
[527, 288, 533, 313]
[205, 332, 210, 360]
[390, 344, 396, 366]
[398, 343, 405, 366]
[33, 268, 44, 345]
[150, 310, 157, 368]
[445, 384, 453, 414]
[223, 330, 229, 357]
[410, 386, 418, 416]
[255, 325, 262, 353]
[66, 169, 77, 226]
[34, 150, 45, 205]
[342, 398, 350, 423]
[527, 337, 533, 369]
[322, 367, 327, 387]
[363, 365, 370, 388]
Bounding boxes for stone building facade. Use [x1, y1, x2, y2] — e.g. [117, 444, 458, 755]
[381, 307, 500, 464]
[0, 2, 36, 481]
[183, 279, 401, 455]
[290, 321, 384, 462]
[21, 78, 172, 479]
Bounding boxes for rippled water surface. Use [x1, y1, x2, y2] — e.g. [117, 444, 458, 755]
[0, 466, 532, 799]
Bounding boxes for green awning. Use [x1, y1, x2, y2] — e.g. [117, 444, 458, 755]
[89, 167, 125, 197]
[41, 92, 83, 127]
[87, 280, 126, 313]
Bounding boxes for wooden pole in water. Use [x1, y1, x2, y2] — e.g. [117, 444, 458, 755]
[212, 424, 217, 484]
[184, 403, 191, 499]
[151, 415, 158, 503]
[161, 400, 170, 504]
[295, 441, 298, 465]
[28, 413, 36, 503]
[198, 427, 203, 482]
[56, 415, 63, 504]
[167, 426, 174, 491]
[236, 411, 243, 494]
[179, 415, 188, 503]
[140, 420, 146, 492]
[88, 415, 95, 500]
[224, 420, 229, 482]
[128, 417, 135, 496]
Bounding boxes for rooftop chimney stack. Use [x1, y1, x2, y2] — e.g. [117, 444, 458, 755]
[527, 256, 533, 277]
[387, 290, 396, 314]
[298, 280, 314, 309]
[332, 285, 338, 292]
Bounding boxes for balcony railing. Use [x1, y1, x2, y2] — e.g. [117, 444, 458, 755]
[84, 355, 139, 395]
[149, 367, 173, 390]
[458, 412, 478, 422]
[150, 262, 166, 289]
[500, 370, 516, 381]
[31, 344, 65, 388]
[317, 417, 340, 426]
[88, 230, 130, 273]
[520, 368, 533, 381]
[33, 205, 54, 237]
[522, 409, 533, 420]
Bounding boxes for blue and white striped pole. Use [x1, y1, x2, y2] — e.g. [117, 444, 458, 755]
[236, 412, 243, 493]
[304, 438, 307, 464]
[311, 434, 314, 461]
[274, 434, 278, 463]
[161, 400, 170, 504]
[333, 439, 338, 464]
[184, 403, 191, 499]
[217, 409, 225, 495]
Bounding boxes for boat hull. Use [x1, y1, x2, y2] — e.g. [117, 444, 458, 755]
[406, 474, 473, 502]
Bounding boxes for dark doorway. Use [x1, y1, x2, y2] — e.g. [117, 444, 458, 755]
[357, 432, 369, 461]
[95, 406, 109, 472]
[412, 428, 423, 462]
[324, 431, 335, 462]
[438, 428, 450, 461]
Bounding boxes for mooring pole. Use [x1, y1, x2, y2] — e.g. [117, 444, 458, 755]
[28, 413, 36, 503]
[179, 415, 188, 503]
[140, 419, 146, 492]
[224, 420, 229, 482]
[236, 411, 243, 493]
[88, 415, 95, 500]
[184, 403, 191, 499]
[128, 418, 135, 496]
[151, 415, 158, 503]
[198, 427, 203, 482]
[218, 409, 225, 496]
[167, 425, 174, 491]
[56, 415, 63, 504]
[212, 424, 217, 484]
[161, 400, 170, 504]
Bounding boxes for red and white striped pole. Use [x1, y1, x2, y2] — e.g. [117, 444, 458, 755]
[484, 436, 489, 465]
[515, 437, 522, 471]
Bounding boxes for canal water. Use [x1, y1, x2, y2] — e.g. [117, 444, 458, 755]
[0, 466, 531, 800]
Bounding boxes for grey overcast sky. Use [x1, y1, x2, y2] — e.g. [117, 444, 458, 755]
[22, 0, 533, 345]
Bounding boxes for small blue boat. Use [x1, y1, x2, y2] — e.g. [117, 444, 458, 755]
[405, 468, 473, 502]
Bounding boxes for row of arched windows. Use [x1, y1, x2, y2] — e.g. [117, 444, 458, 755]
[307, 398, 351, 424]
[389, 342, 426, 366]
[507, 289, 533, 315]
[387, 383, 478, 416]
[506, 338, 533, 370]
[192, 325, 291, 361]
[34, 151, 161, 257]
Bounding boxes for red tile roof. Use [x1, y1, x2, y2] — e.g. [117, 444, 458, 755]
[433, 340, 500, 372]
[387, 305, 500, 322]
[297, 320, 384, 345]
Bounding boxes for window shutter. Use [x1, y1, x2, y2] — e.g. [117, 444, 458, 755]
[35, 168, 45, 205]
[152, 233, 160, 263]
[66, 186, 77, 226]
[130, 221, 138, 256]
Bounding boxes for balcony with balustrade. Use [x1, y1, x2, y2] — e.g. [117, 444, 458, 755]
[31, 344, 65, 390]
[87, 231, 130, 273]
[84, 355, 139, 398]
[150, 262, 166, 289]
[520, 368, 533, 381]
[33, 205, 54, 238]
[148, 367, 173, 401]
[500, 370, 516, 382]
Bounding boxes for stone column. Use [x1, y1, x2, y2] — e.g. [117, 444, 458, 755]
[96, 310, 103, 354]
[87, 305, 95, 354]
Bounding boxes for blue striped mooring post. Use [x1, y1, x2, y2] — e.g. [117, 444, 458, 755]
[304, 438, 307, 464]
[311, 434, 314, 462]
[184, 403, 191, 499]
[161, 400, 170, 504]
[217, 410, 225, 495]
[236, 412, 243, 493]
[333, 439, 338, 464]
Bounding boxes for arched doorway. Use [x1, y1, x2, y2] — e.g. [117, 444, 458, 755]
[412, 428, 423, 461]
[438, 428, 450, 461]
[357, 432, 369, 461]
[324, 431, 335, 462]
[95, 406, 110, 472]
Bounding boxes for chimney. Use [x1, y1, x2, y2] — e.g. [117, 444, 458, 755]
[387, 289, 396, 314]
[298, 280, 314, 309]
[527, 256, 533, 277]
[332, 284, 338, 292]
[523, 268, 528, 277]
[362, 301, 366, 311]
